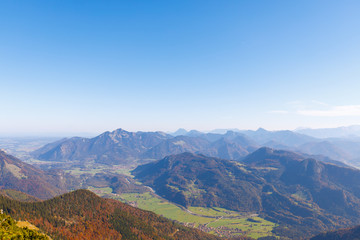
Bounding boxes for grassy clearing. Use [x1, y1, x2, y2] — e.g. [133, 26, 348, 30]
[64, 165, 134, 177]
[117, 192, 212, 225]
[65, 167, 101, 176]
[111, 191, 277, 239]
[188, 207, 241, 217]
[16, 221, 39, 230]
[207, 217, 276, 238]
[110, 165, 134, 176]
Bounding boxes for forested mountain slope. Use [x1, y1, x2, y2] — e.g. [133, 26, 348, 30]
[0, 189, 223, 240]
[133, 149, 360, 238]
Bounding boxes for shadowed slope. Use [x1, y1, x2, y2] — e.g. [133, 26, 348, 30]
[133, 149, 360, 238]
[310, 225, 360, 240]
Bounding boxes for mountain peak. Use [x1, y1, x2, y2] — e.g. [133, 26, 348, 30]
[256, 127, 268, 132]
[112, 128, 130, 135]
[187, 130, 203, 136]
[242, 147, 304, 166]
[225, 130, 237, 136]
[255, 146, 274, 154]
[172, 128, 188, 136]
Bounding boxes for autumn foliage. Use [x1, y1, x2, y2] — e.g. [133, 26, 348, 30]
[0, 189, 221, 240]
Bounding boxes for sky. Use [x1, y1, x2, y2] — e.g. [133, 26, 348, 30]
[1, 0, 360, 136]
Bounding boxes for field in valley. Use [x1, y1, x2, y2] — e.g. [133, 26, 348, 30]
[89, 187, 277, 239]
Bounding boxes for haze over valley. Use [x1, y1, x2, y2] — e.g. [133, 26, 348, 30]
[1, 1, 360, 239]
[1, 126, 360, 239]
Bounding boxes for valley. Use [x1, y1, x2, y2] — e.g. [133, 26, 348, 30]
[87, 183, 277, 239]
[2, 127, 360, 239]
[117, 193, 277, 239]
[2, 1, 359, 239]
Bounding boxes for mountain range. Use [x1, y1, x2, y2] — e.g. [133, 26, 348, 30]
[133, 149, 360, 238]
[31, 127, 360, 167]
[296, 125, 360, 139]
[31, 128, 261, 166]
[6, 126, 360, 239]
[31, 129, 172, 165]
[174, 125, 360, 139]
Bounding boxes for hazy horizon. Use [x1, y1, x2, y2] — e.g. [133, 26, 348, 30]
[1, 124, 360, 138]
[1, 1, 360, 135]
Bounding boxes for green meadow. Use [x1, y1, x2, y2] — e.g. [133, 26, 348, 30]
[112, 191, 278, 239]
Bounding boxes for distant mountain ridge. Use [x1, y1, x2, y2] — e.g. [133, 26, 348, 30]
[239, 128, 317, 146]
[32, 128, 328, 166]
[31, 128, 172, 165]
[133, 149, 360, 238]
[31, 128, 261, 165]
[296, 125, 360, 138]
[30, 127, 360, 168]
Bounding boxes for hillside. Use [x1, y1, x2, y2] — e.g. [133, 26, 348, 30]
[141, 135, 211, 159]
[0, 189, 223, 240]
[0, 150, 73, 199]
[310, 225, 360, 240]
[83, 172, 149, 194]
[0, 189, 40, 202]
[297, 141, 352, 162]
[31, 128, 172, 165]
[133, 152, 263, 211]
[133, 150, 360, 238]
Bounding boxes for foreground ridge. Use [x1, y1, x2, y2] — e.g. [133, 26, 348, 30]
[0, 189, 224, 240]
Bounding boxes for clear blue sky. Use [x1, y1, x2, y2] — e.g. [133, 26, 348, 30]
[1, 0, 360, 136]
